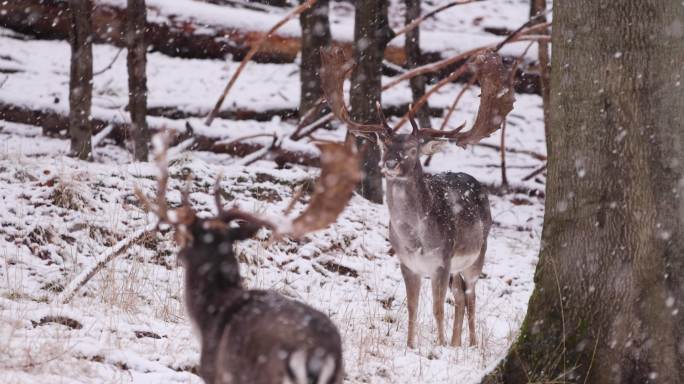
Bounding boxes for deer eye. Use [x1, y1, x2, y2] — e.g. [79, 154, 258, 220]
[408, 148, 418, 157]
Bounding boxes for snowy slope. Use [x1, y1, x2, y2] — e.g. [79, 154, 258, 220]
[0, 120, 543, 383]
[0, 0, 547, 382]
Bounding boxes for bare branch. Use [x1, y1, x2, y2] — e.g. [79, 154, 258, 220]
[382, 21, 551, 92]
[205, 0, 317, 126]
[393, 0, 483, 38]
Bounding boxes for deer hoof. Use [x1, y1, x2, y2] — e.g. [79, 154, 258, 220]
[450, 338, 461, 347]
[407, 339, 417, 349]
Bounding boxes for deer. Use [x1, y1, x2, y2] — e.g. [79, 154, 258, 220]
[320, 47, 514, 348]
[136, 137, 361, 383]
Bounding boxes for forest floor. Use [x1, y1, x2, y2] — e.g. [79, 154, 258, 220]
[0, 0, 546, 382]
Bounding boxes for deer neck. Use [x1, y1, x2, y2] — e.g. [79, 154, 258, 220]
[386, 163, 432, 225]
[185, 262, 243, 331]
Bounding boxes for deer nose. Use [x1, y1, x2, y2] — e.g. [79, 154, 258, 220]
[385, 159, 398, 169]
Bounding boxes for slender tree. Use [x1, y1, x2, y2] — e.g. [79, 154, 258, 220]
[350, 0, 394, 203]
[68, 0, 94, 160]
[127, 0, 150, 161]
[530, 0, 550, 134]
[482, 1, 684, 383]
[405, 0, 431, 128]
[298, 0, 331, 126]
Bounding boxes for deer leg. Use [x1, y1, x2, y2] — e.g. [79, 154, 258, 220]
[400, 264, 421, 349]
[463, 264, 482, 347]
[431, 268, 449, 346]
[449, 273, 466, 347]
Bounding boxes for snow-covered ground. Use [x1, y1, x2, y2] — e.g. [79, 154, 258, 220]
[0, 0, 546, 382]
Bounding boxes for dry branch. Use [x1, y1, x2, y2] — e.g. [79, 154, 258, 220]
[54, 222, 157, 304]
[393, 0, 483, 38]
[205, 0, 317, 126]
[382, 21, 551, 93]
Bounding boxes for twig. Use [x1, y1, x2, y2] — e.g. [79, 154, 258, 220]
[475, 142, 546, 161]
[91, 124, 114, 147]
[382, 21, 550, 92]
[500, 41, 534, 188]
[236, 135, 280, 166]
[93, 47, 124, 76]
[393, 0, 483, 38]
[393, 64, 471, 130]
[205, 0, 317, 126]
[494, 14, 547, 51]
[500, 120, 508, 187]
[424, 76, 476, 166]
[216, 133, 277, 147]
[291, 113, 334, 141]
[521, 163, 546, 181]
[0, 75, 8, 89]
[54, 221, 157, 304]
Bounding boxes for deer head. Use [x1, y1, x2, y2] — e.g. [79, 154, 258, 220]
[136, 134, 362, 265]
[320, 47, 515, 179]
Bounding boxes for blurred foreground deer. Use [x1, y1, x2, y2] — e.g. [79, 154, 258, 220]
[320, 48, 514, 348]
[137, 138, 361, 383]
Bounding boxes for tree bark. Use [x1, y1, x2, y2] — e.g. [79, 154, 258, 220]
[350, 0, 394, 204]
[405, 0, 431, 128]
[68, 0, 94, 160]
[298, 0, 331, 126]
[127, 0, 150, 161]
[482, 1, 684, 383]
[530, 0, 550, 136]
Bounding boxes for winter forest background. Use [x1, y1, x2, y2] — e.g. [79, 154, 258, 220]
[0, 0, 682, 383]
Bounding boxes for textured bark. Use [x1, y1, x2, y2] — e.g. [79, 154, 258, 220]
[127, 0, 150, 161]
[350, 0, 393, 203]
[405, 0, 431, 128]
[68, 0, 94, 160]
[482, 1, 684, 383]
[298, 0, 331, 125]
[530, 0, 550, 135]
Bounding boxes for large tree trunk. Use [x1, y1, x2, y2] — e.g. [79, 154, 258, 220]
[127, 0, 150, 161]
[68, 0, 94, 160]
[405, 0, 431, 128]
[530, 0, 550, 135]
[298, 0, 331, 126]
[482, 1, 684, 383]
[350, 0, 393, 204]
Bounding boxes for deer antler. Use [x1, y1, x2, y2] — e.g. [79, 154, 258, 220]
[320, 47, 392, 137]
[134, 132, 196, 244]
[214, 142, 361, 240]
[414, 51, 514, 146]
[320, 48, 514, 148]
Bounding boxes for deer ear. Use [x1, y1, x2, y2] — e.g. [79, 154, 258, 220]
[228, 221, 262, 241]
[420, 140, 448, 156]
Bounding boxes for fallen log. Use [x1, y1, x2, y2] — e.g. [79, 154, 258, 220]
[0, 0, 406, 64]
[0, 102, 545, 195]
[0, 103, 319, 166]
[0, 0, 541, 94]
[146, 104, 442, 121]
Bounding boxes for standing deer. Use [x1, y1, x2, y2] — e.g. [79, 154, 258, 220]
[137, 139, 360, 383]
[320, 48, 514, 348]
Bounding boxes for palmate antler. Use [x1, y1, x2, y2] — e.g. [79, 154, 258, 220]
[319, 48, 392, 136]
[137, 132, 362, 244]
[319, 47, 515, 146]
[215, 142, 362, 239]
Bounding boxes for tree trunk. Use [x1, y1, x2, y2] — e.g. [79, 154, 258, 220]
[298, 0, 331, 126]
[350, 0, 393, 204]
[68, 0, 94, 160]
[127, 0, 150, 161]
[482, 1, 684, 383]
[530, 0, 550, 136]
[405, 0, 431, 128]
